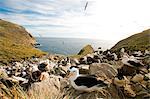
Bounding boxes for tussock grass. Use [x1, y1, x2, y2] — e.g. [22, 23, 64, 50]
[0, 82, 122, 99]
[0, 84, 27, 99]
[0, 19, 47, 64]
[111, 29, 150, 53]
[0, 37, 47, 64]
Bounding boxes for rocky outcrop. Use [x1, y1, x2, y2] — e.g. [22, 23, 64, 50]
[89, 63, 117, 81]
[28, 75, 61, 99]
[78, 44, 94, 56]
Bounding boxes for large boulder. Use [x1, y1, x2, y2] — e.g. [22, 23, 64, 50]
[27, 75, 61, 99]
[89, 63, 117, 81]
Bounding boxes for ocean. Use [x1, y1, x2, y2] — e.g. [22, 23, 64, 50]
[36, 37, 116, 55]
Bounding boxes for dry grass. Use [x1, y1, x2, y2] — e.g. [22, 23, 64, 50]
[0, 82, 123, 99]
[0, 19, 47, 64]
[111, 29, 150, 53]
[0, 37, 47, 64]
[0, 84, 27, 99]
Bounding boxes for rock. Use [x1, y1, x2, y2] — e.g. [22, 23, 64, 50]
[131, 83, 143, 92]
[147, 80, 150, 89]
[145, 73, 150, 79]
[0, 69, 8, 78]
[117, 64, 137, 77]
[131, 74, 144, 83]
[78, 45, 94, 56]
[89, 63, 117, 81]
[139, 67, 148, 74]
[78, 65, 89, 74]
[28, 75, 61, 98]
[123, 85, 136, 97]
[78, 65, 89, 70]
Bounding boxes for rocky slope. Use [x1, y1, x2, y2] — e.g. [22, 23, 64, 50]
[0, 19, 46, 63]
[111, 29, 150, 53]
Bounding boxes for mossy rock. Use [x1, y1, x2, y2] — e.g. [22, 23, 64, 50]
[70, 44, 94, 59]
[78, 44, 94, 56]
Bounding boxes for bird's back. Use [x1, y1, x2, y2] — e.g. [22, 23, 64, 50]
[74, 75, 106, 88]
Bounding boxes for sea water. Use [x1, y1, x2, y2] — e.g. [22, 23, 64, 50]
[36, 37, 116, 55]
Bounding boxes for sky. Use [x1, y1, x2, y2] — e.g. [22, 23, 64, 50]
[0, 0, 150, 41]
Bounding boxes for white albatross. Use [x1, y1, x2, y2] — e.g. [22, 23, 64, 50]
[66, 66, 108, 92]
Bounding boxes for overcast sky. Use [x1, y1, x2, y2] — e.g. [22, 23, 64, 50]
[0, 0, 150, 41]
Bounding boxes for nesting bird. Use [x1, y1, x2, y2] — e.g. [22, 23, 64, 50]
[66, 66, 108, 92]
[121, 54, 144, 68]
[132, 51, 143, 57]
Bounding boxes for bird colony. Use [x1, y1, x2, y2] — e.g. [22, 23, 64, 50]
[0, 48, 150, 98]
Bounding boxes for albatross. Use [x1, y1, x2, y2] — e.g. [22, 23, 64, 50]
[121, 54, 144, 67]
[84, 1, 88, 11]
[67, 66, 108, 92]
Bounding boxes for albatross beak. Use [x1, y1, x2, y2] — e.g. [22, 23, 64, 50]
[64, 71, 74, 79]
[65, 70, 70, 76]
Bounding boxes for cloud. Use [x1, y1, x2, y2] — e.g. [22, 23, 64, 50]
[0, 0, 150, 40]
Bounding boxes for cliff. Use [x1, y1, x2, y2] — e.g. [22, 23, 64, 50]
[0, 19, 46, 63]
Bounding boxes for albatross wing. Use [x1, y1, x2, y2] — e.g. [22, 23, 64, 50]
[74, 76, 107, 88]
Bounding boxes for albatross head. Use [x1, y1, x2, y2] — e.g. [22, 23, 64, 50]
[66, 66, 79, 81]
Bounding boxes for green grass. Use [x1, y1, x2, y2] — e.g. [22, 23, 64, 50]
[111, 29, 150, 53]
[0, 19, 47, 64]
[0, 37, 47, 64]
[0, 19, 35, 46]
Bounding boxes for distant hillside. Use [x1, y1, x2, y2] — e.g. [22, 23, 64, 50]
[111, 29, 150, 53]
[0, 19, 46, 64]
